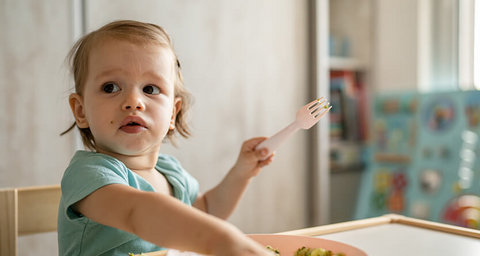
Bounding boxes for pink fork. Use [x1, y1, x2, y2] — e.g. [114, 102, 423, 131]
[256, 97, 331, 160]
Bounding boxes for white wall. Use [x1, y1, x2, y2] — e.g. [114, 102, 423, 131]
[1, 1, 75, 255]
[373, 0, 419, 92]
[0, 1, 75, 187]
[372, 0, 460, 92]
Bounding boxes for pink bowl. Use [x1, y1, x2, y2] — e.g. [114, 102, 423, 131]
[247, 234, 367, 256]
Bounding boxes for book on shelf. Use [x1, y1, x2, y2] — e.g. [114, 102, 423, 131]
[329, 86, 344, 140]
[356, 80, 370, 141]
[329, 70, 369, 142]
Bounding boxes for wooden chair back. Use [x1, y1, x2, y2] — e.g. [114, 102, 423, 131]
[0, 185, 61, 256]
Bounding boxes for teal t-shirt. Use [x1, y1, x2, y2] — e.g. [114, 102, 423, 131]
[58, 150, 199, 256]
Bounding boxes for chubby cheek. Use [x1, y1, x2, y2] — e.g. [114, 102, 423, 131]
[85, 102, 115, 135]
[153, 108, 175, 135]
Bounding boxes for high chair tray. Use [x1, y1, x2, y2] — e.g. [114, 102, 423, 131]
[137, 214, 480, 256]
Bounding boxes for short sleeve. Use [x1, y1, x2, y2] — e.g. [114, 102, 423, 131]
[60, 151, 130, 220]
[157, 154, 199, 205]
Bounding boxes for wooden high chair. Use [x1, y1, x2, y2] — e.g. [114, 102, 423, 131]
[0, 185, 61, 256]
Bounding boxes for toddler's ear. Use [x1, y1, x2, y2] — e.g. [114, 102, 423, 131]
[69, 94, 89, 128]
[169, 97, 182, 130]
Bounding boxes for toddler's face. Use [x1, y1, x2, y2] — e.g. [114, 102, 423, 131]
[74, 39, 179, 155]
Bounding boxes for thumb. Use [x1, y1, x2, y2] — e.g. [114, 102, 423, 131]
[256, 148, 269, 159]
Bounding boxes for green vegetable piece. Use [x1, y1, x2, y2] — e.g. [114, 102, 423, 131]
[309, 248, 326, 256]
[298, 246, 311, 256]
[295, 246, 305, 256]
[266, 245, 280, 255]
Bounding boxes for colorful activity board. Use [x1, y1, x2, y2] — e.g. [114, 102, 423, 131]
[356, 90, 480, 229]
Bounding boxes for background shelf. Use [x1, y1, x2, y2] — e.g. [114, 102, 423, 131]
[329, 56, 367, 71]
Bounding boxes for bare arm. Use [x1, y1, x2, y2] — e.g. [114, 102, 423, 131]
[193, 169, 252, 219]
[193, 137, 274, 219]
[74, 184, 271, 256]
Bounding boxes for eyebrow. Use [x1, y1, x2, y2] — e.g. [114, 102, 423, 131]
[95, 68, 170, 84]
[143, 70, 170, 84]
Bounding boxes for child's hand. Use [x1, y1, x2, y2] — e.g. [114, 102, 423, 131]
[232, 137, 275, 178]
[212, 224, 279, 256]
[215, 237, 279, 256]
[195, 137, 274, 219]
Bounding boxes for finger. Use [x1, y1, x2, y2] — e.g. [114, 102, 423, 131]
[245, 137, 268, 150]
[258, 159, 273, 168]
[258, 154, 274, 167]
[255, 148, 269, 159]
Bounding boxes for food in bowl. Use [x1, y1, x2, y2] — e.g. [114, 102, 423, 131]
[267, 245, 345, 256]
[294, 246, 345, 256]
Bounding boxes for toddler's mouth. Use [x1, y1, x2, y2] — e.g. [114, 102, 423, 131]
[119, 116, 147, 133]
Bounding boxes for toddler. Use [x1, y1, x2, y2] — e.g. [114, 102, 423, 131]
[58, 20, 275, 256]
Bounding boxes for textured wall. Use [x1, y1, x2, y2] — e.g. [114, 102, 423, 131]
[0, 1, 74, 187]
[0, 1, 75, 255]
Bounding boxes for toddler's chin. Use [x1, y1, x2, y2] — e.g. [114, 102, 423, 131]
[114, 147, 150, 156]
[96, 144, 150, 157]
[116, 143, 161, 156]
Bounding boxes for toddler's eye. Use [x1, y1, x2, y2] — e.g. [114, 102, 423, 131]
[143, 85, 161, 95]
[102, 83, 121, 93]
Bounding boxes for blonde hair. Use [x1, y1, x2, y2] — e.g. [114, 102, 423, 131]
[61, 20, 193, 150]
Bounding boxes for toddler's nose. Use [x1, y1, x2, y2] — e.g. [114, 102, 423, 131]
[124, 104, 143, 110]
[122, 94, 145, 111]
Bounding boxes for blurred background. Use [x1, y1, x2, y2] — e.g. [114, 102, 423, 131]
[1, 0, 479, 255]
